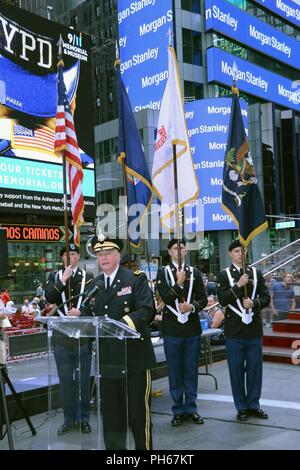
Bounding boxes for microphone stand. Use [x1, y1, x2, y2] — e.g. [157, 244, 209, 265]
[47, 281, 105, 317]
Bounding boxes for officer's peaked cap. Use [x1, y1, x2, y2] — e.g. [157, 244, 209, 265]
[91, 236, 123, 254]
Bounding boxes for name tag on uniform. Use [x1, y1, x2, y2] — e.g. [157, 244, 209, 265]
[117, 286, 132, 296]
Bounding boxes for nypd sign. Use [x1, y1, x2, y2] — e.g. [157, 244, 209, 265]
[205, 0, 300, 70]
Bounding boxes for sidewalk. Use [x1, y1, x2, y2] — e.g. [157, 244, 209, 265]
[1, 359, 300, 450]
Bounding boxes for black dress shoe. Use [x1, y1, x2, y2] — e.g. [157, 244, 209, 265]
[236, 410, 248, 421]
[57, 423, 75, 435]
[81, 422, 92, 433]
[187, 412, 204, 424]
[248, 408, 268, 419]
[171, 414, 186, 426]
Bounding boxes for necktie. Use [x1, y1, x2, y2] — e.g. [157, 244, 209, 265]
[106, 277, 110, 290]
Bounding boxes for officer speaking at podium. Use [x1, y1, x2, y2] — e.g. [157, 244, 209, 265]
[45, 242, 94, 435]
[81, 236, 156, 451]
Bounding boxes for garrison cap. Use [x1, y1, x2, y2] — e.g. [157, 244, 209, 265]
[228, 239, 242, 251]
[167, 238, 186, 250]
[59, 242, 80, 257]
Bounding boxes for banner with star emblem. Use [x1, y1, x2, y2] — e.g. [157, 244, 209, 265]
[222, 89, 268, 246]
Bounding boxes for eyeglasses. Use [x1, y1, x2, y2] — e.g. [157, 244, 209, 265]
[98, 250, 115, 257]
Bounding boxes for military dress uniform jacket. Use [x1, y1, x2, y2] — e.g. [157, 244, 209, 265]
[81, 266, 156, 375]
[217, 265, 271, 339]
[45, 268, 94, 347]
[156, 263, 207, 337]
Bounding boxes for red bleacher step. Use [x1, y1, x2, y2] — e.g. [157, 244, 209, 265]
[273, 320, 300, 333]
[263, 345, 299, 365]
[263, 330, 300, 349]
[288, 312, 300, 321]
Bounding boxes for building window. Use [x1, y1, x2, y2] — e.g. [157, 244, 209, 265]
[181, 0, 201, 14]
[184, 81, 203, 101]
[182, 29, 202, 66]
[98, 188, 121, 205]
[96, 137, 119, 165]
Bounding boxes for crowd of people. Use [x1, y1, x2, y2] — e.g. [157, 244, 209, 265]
[0, 289, 53, 318]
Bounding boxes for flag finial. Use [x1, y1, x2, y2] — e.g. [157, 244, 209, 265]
[57, 34, 64, 61]
[167, 27, 173, 47]
[231, 61, 239, 94]
[232, 80, 239, 96]
[114, 40, 120, 69]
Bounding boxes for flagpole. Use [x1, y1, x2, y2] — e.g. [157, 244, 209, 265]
[241, 244, 248, 299]
[115, 42, 132, 270]
[172, 143, 182, 269]
[57, 35, 71, 305]
[145, 240, 152, 288]
[122, 157, 132, 269]
[167, 30, 182, 269]
[231, 80, 248, 299]
[232, 81, 248, 300]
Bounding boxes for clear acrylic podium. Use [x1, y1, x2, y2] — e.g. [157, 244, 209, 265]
[39, 316, 140, 450]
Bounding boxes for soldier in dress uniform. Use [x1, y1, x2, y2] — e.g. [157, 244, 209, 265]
[216, 239, 271, 421]
[45, 243, 94, 435]
[81, 236, 156, 450]
[155, 239, 207, 426]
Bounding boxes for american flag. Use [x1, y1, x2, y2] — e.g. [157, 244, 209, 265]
[54, 61, 84, 246]
[13, 124, 55, 153]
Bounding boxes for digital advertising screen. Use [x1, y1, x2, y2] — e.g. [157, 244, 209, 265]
[0, 3, 96, 219]
[205, 0, 300, 70]
[207, 47, 300, 111]
[118, 0, 173, 112]
[184, 97, 248, 233]
[253, 0, 300, 29]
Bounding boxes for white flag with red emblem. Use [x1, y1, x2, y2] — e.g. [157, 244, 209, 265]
[151, 46, 199, 231]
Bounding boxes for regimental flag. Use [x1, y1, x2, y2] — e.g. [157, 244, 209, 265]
[13, 124, 55, 154]
[54, 60, 84, 246]
[222, 88, 268, 246]
[115, 60, 153, 247]
[152, 46, 200, 232]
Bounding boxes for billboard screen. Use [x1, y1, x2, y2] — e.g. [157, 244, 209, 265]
[118, 0, 173, 112]
[184, 98, 248, 232]
[205, 0, 300, 70]
[253, 0, 300, 29]
[207, 47, 300, 111]
[0, 3, 96, 219]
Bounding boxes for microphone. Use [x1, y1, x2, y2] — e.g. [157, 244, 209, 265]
[47, 279, 104, 315]
[81, 279, 104, 308]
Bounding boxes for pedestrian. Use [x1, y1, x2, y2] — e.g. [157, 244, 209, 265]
[81, 236, 156, 450]
[217, 239, 271, 421]
[45, 242, 94, 435]
[270, 272, 296, 320]
[155, 238, 207, 426]
[21, 298, 33, 315]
